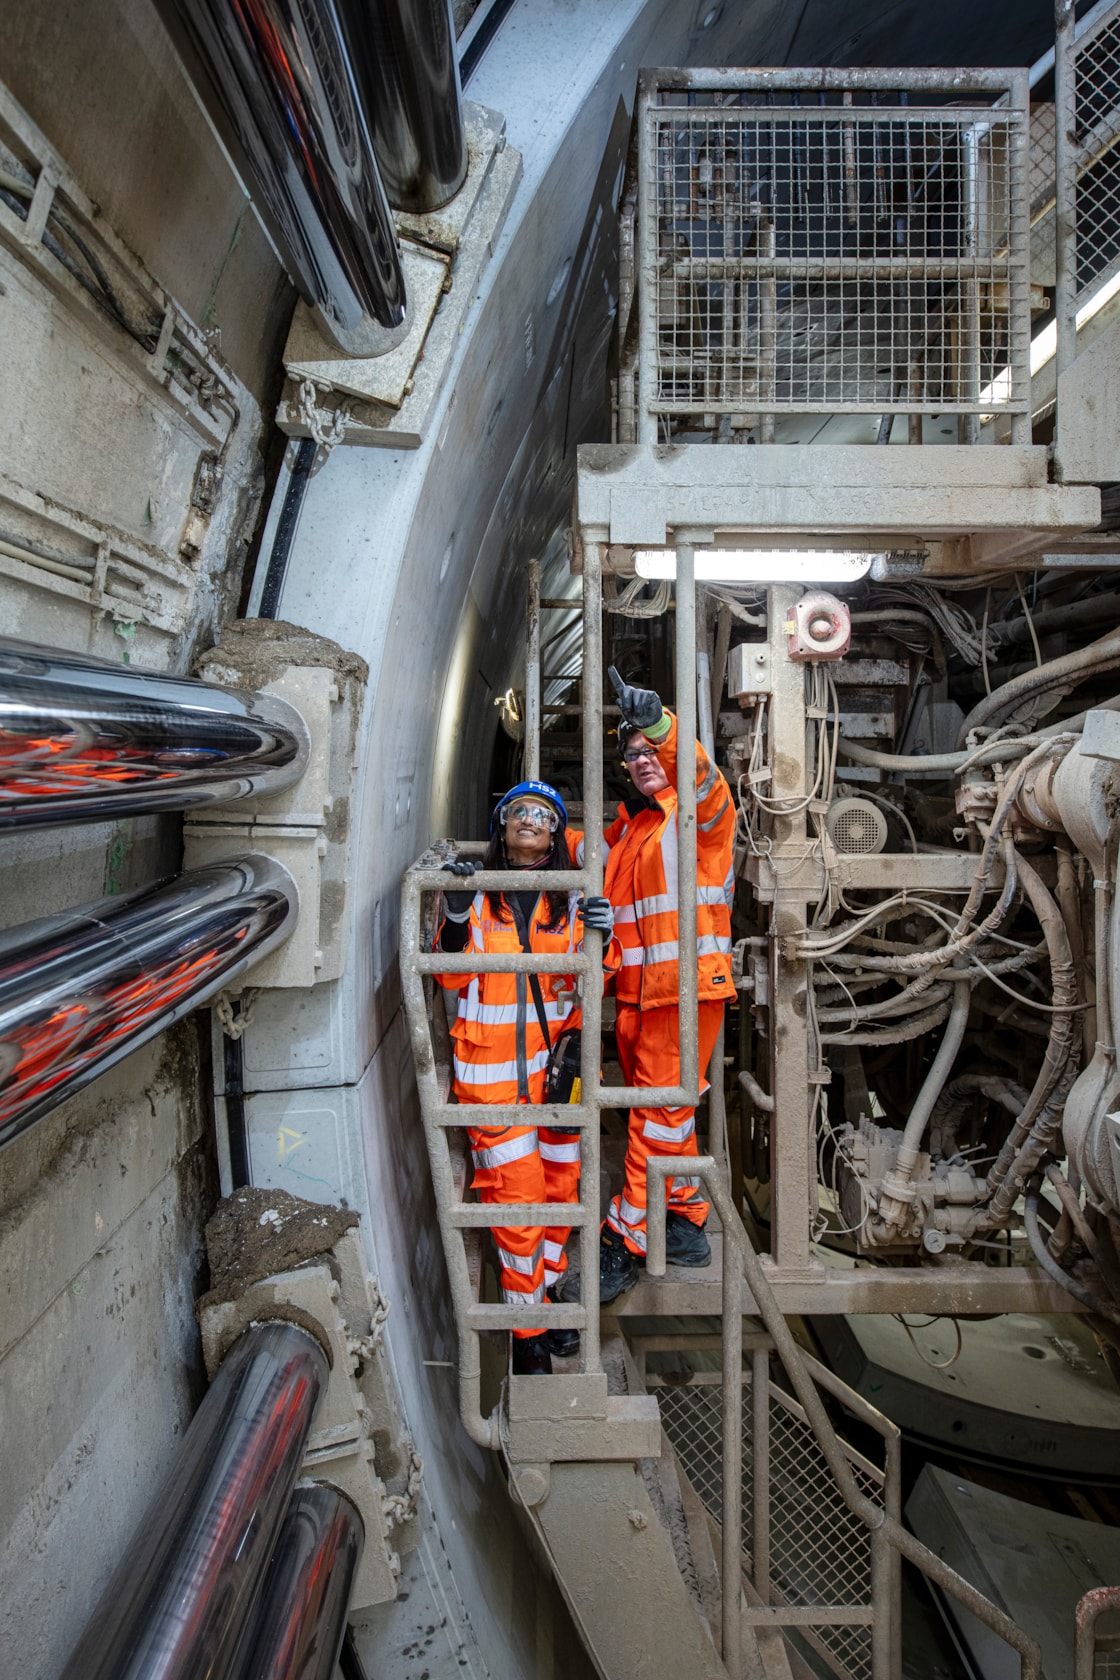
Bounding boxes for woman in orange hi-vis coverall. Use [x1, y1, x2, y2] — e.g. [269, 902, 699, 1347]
[435, 780, 615, 1374]
[596, 668, 735, 1304]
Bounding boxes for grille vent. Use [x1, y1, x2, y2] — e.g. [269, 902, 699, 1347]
[826, 797, 888, 856]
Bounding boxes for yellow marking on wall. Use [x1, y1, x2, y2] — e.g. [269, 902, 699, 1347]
[278, 1126, 305, 1160]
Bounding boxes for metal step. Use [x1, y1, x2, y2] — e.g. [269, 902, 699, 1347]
[503, 1335, 732, 1679]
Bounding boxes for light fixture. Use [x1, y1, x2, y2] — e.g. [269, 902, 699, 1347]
[633, 548, 880, 583]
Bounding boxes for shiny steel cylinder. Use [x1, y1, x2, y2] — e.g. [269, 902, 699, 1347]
[227, 1484, 365, 1680]
[156, 0, 407, 351]
[0, 637, 309, 831]
[59, 1321, 329, 1680]
[0, 856, 296, 1149]
[337, 0, 467, 212]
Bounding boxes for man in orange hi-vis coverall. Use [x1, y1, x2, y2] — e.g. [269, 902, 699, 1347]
[435, 780, 615, 1374]
[595, 667, 735, 1304]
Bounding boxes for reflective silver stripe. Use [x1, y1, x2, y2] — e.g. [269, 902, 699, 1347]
[459, 997, 571, 1026]
[723, 863, 735, 908]
[618, 1193, 646, 1226]
[455, 1050, 549, 1087]
[502, 1281, 545, 1306]
[698, 934, 732, 956]
[608, 1197, 648, 1251]
[635, 891, 674, 918]
[470, 1130, 540, 1169]
[621, 947, 644, 967]
[697, 886, 727, 905]
[544, 1239, 566, 1263]
[574, 835, 585, 866]
[539, 1138, 580, 1163]
[660, 819, 678, 902]
[613, 904, 637, 924]
[698, 796, 731, 832]
[642, 1114, 696, 1144]
[674, 1175, 702, 1191]
[697, 754, 718, 801]
[643, 939, 680, 965]
[496, 1242, 544, 1275]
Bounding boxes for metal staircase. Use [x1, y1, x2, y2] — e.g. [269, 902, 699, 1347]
[399, 31, 1120, 1678]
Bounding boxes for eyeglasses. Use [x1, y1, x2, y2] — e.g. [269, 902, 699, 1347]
[623, 746, 660, 765]
[500, 800, 559, 832]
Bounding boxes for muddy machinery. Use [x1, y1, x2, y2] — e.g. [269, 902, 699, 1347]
[403, 30, 1120, 1680]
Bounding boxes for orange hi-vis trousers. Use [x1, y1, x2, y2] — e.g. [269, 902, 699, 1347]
[466, 1114, 581, 1337]
[606, 999, 725, 1256]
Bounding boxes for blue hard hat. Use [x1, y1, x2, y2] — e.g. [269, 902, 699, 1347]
[490, 779, 568, 835]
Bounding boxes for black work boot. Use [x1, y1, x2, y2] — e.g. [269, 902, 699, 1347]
[598, 1224, 640, 1304]
[664, 1210, 712, 1267]
[511, 1333, 553, 1376]
[544, 1285, 580, 1357]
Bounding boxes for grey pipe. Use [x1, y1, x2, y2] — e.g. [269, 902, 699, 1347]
[957, 634, 1120, 748]
[0, 856, 296, 1149]
[0, 636, 308, 831]
[872, 978, 972, 1236]
[227, 1483, 364, 1680]
[59, 1321, 329, 1680]
[675, 541, 701, 1106]
[155, 0, 407, 352]
[336, 0, 467, 212]
[899, 977, 972, 1158]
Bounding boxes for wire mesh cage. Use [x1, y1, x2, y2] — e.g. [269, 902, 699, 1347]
[657, 1372, 885, 1680]
[1074, 5, 1120, 301]
[635, 71, 1031, 435]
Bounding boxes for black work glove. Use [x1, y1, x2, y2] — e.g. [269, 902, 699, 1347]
[443, 859, 479, 918]
[578, 896, 614, 936]
[608, 664, 664, 732]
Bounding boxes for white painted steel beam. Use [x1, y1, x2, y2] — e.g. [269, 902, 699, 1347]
[577, 444, 1100, 550]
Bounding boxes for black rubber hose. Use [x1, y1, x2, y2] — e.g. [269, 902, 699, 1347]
[1024, 1179, 1120, 1326]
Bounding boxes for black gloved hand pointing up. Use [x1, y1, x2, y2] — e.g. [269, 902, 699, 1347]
[608, 664, 664, 732]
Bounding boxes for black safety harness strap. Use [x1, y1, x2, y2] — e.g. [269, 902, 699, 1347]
[509, 893, 552, 1050]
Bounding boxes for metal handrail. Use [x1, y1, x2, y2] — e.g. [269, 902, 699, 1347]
[1076, 1586, 1120, 1680]
[646, 1156, 1043, 1680]
[399, 537, 707, 1445]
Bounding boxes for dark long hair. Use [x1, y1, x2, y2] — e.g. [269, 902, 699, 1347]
[482, 826, 574, 931]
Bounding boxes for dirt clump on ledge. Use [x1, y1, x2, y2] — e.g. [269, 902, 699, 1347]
[200, 1186, 359, 1311]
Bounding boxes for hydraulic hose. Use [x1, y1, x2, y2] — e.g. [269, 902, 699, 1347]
[957, 632, 1120, 747]
[986, 850, 1080, 1220]
[820, 997, 951, 1046]
[871, 978, 972, 1237]
[900, 977, 973, 1157]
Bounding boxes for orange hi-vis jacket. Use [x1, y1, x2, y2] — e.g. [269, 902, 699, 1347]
[437, 888, 584, 1104]
[604, 712, 735, 1011]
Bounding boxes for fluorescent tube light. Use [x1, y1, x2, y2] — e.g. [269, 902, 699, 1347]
[633, 549, 879, 583]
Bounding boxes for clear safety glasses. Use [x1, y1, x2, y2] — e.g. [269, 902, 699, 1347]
[500, 800, 559, 832]
[623, 745, 660, 765]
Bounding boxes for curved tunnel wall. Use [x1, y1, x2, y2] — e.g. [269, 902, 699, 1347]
[238, 1, 762, 1670]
